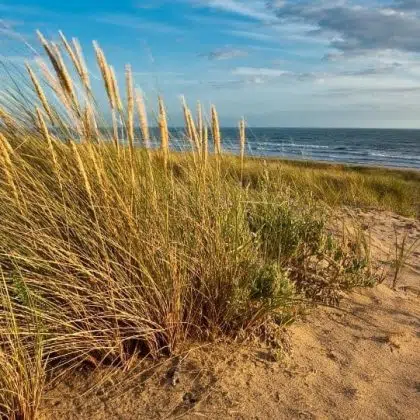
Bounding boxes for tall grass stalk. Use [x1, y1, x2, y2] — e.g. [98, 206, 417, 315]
[135, 89, 150, 149]
[125, 64, 135, 158]
[72, 37, 91, 93]
[37, 31, 78, 113]
[26, 64, 54, 123]
[93, 41, 119, 147]
[239, 117, 246, 180]
[0, 133, 20, 207]
[197, 101, 203, 145]
[392, 229, 419, 289]
[211, 105, 221, 156]
[158, 96, 169, 168]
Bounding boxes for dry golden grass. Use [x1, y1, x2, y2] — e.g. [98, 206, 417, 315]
[135, 89, 150, 148]
[125, 64, 135, 156]
[239, 117, 246, 178]
[211, 105, 221, 156]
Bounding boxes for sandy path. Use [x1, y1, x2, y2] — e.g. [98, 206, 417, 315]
[40, 211, 420, 419]
[204, 285, 419, 419]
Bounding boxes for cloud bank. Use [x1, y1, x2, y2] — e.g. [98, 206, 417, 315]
[271, 0, 420, 55]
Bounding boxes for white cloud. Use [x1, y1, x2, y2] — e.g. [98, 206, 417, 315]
[226, 29, 276, 42]
[233, 67, 289, 77]
[95, 13, 182, 34]
[194, 0, 278, 22]
[204, 48, 248, 60]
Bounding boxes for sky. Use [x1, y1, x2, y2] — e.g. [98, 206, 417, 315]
[2, 0, 420, 127]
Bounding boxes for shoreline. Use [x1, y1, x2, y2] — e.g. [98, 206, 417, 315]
[228, 153, 420, 174]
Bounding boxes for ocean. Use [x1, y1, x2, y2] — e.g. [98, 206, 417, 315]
[218, 128, 420, 170]
[136, 127, 420, 169]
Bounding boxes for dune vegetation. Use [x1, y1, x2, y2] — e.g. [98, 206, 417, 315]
[230, 158, 420, 218]
[0, 31, 415, 418]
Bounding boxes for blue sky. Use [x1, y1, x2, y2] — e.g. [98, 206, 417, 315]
[2, 0, 420, 127]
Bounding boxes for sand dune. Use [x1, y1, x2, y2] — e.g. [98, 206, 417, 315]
[40, 210, 420, 419]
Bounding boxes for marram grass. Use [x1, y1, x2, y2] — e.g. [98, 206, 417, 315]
[0, 31, 410, 419]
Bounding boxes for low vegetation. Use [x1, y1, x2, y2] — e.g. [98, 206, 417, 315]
[0, 31, 414, 418]
[223, 157, 420, 218]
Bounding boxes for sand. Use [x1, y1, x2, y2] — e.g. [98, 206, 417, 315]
[39, 210, 420, 419]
